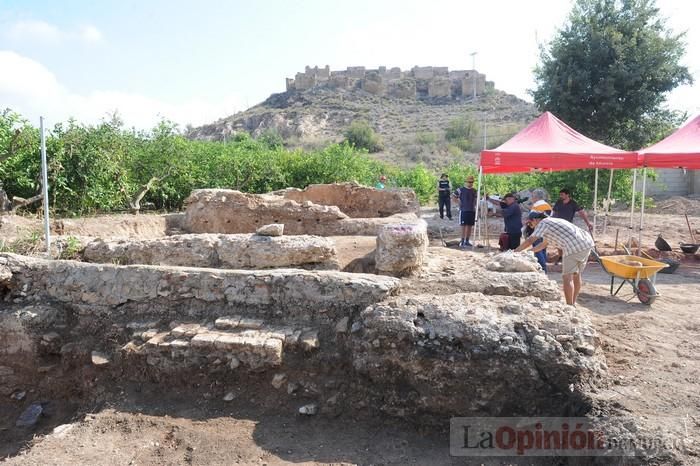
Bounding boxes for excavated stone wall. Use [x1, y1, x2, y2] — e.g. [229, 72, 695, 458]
[275, 183, 420, 218]
[182, 189, 421, 236]
[82, 233, 339, 270]
[1, 252, 605, 422]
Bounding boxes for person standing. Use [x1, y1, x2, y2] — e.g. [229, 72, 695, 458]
[516, 212, 594, 305]
[487, 192, 523, 250]
[553, 188, 593, 231]
[437, 173, 452, 220]
[452, 176, 477, 247]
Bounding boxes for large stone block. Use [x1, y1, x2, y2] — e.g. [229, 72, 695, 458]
[375, 221, 428, 276]
[83, 234, 338, 270]
[0, 253, 400, 323]
[351, 293, 605, 417]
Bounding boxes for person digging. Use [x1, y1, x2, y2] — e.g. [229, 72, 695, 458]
[516, 211, 594, 306]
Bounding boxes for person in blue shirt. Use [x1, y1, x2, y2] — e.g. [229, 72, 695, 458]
[452, 176, 477, 247]
[487, 192, 523, 250]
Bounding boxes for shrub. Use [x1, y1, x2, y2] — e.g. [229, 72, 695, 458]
[343, 120, 384, 153]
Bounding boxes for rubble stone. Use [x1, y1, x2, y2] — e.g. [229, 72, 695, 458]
[350, 293, 605, 417]
[485, 251, 542, 272]
[256, 223, 284, 236]
[276, 183, 420, 218]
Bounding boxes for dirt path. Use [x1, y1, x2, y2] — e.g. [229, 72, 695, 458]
[573, 263, 700, 459]
[3, 386, 462, 466]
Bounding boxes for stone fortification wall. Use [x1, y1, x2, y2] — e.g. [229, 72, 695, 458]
[286, 65, 488, 99]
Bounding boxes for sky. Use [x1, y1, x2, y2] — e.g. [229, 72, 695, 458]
[1, 0, 698, 130]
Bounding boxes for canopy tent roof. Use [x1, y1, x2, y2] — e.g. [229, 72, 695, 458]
[480, 112, 641, 174]
[640, 114, 700, 169]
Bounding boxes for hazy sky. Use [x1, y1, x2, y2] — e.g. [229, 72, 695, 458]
[1, 0, 698, 129]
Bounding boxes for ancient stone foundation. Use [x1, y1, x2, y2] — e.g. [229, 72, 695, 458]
[1, 253, 604, 421]
[274, 182, 420, 218]
[82, 233, 339, 270]
[182, 189, 421, 236]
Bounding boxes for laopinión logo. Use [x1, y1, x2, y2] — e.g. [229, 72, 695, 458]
[450, 417, 689, 457]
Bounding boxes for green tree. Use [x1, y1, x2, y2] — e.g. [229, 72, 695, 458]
[343, 120, 384, 153]
[532, 0, 692, 150]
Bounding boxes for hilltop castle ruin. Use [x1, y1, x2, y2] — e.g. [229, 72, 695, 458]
[286, 65, 492, 99]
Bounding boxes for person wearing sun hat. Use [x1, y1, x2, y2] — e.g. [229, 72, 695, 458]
[516, 212, 594, 306]
[452, 175, 477, 247]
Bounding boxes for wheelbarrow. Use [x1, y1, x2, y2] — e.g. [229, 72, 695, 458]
[591, 247, 668, 305]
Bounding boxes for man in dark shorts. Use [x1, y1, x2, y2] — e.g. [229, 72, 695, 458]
[487, 192, 523, 250]
[452, 176, 477, 247]
[437, 173, 452, 220]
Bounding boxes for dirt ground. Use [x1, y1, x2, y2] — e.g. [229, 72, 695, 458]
[2, 205, 700, 465]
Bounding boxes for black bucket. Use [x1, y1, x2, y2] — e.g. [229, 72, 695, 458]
[657, 258, 680, 274]
[655, 235, 672, 252]
[680, 243, 700, 254]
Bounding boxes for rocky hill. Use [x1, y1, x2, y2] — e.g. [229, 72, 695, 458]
[188, 85, 538, 168]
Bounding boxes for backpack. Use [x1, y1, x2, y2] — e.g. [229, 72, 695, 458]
[498, 232, 510, 251]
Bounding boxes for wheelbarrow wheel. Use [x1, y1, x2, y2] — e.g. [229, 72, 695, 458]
[636, 279, 657, 305]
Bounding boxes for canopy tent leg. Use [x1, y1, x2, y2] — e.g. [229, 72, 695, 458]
[474, 166, 483, 245]
[637, 168, 647, 255]
[593, 168, 599, 234]
[603, 169, 614, 236]
[628, 169, 637, 248]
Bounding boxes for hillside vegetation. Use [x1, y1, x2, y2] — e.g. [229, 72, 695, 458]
[187, 87, 538, 167]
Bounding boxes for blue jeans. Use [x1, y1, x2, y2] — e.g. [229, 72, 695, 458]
[533, 238, 547, 272]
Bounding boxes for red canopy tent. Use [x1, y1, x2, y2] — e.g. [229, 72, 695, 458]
[475, 112, 643, 244]
[479, 112, 641, 173]
[640, 114, 700, 168]
[632, 114, 700, 249]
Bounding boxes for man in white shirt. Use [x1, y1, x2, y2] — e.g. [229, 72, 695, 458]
[516, 212, 594, 306]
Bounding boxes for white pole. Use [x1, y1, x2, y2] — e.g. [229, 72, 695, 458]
[603, 169, 614, 235]
[637, 168, 647, 255]
[475, 166, 483, 244]
[593, 168, 599, 234]
[628, 169, 637, 247]
[39, 116, 51, 258]
[470, 52, 478, 99]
